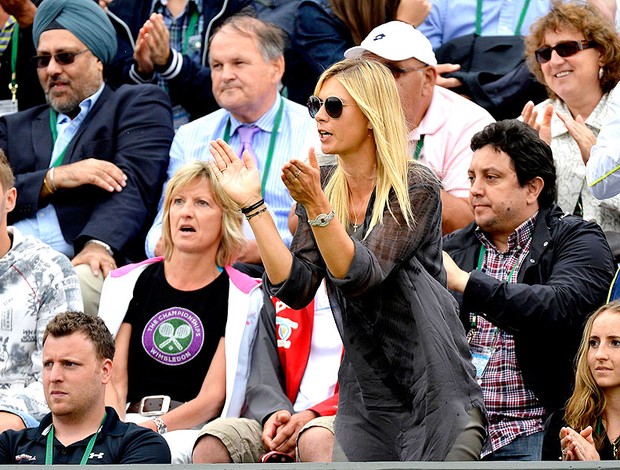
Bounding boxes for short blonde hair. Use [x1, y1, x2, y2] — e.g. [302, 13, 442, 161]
[161, 161, 244, 266]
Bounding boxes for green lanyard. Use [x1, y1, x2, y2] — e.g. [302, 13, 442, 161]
[8, 23, 18, 102]
[45, 412, 106, 465]
[412, 135, 424, 160]
[181, 11, 199, 56]
[49, 110, 71, 167]
[475, 0, 531, 36]
[223, 96, 284, 197]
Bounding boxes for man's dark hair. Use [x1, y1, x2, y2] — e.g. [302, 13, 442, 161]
[471, 119, 557, 208]
[44, 311, 115, 361]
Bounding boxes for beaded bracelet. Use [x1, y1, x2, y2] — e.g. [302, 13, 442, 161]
[241, 199, 265, 215]
[245, 207, 267, 221]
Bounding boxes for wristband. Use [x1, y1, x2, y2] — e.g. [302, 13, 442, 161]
[241, 199, 265, 215]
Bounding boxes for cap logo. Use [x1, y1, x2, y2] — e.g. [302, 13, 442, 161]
[373, 34, 386, 41]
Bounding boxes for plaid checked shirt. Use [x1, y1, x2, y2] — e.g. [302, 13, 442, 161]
[471, 214, 547, 456]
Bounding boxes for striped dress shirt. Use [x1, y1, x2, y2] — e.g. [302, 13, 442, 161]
[145, 95, 318, 257]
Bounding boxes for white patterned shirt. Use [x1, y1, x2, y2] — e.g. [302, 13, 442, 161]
[534, 94, 620, 231]
[0, 227, 83, 421]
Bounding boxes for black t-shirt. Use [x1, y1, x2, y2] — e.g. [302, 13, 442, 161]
[125, 262, 228, 403]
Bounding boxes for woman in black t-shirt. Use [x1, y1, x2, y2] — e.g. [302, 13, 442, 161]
[101, 160, 261, 460]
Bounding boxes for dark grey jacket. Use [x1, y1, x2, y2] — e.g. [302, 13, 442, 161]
[267, 164, 485, 460]
[444, 204, 615, 412]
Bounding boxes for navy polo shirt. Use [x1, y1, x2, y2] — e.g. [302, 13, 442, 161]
[0, 407, 170, 464]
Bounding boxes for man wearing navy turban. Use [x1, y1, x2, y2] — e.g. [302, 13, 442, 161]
[0, 0, 174, 323]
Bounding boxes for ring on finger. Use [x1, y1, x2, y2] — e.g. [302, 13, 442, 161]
[295, 170, 301, 178]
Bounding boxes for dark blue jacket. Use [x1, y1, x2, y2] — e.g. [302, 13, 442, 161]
[285, 0, 350, 103]
[1, 84, 173, 263]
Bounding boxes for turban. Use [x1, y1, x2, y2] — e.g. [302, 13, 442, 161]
[33, 0, 117, 64]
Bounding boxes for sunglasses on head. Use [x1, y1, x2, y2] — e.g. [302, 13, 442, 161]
[534, 40, 596, 64]
[31, 49, 89, 69]
[307, 95, 347, 119]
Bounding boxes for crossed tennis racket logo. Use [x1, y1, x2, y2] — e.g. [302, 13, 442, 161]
[156, 321, 192, 352]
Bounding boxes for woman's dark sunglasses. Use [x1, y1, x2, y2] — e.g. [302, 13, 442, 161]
[307, 95, 346, 119]
[31, 49, 89, 69]
[534, 40, 596, 64]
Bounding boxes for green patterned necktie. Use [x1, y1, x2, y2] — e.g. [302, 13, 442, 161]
[0, 16, 16, 57]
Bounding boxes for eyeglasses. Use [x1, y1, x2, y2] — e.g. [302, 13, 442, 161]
[307, 95, 348, 119]
[31, 50, 89, 69]
[534, 40, 596, 64]
[384, 63, 428, 78]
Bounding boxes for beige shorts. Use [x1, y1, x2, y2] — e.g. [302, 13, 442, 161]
[195, 415, 336, 463]
[196, 417, 266, 463]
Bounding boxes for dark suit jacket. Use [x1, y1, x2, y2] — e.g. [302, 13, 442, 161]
[0, 84, 173, 263]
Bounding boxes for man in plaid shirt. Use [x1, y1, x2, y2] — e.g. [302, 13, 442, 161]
[443, 120, 615, 460]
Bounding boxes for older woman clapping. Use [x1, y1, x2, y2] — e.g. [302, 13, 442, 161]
[522, 0, 620, 234]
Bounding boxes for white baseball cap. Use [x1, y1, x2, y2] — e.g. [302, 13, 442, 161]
[344, 21, 437, 66]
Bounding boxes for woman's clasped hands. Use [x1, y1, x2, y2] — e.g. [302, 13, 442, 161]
[560, 426, 600, 461]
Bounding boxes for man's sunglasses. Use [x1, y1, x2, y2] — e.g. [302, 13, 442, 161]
[534, 40, 596, 64]
[31, 49, 89, 69]
[307, 95, 348, 119]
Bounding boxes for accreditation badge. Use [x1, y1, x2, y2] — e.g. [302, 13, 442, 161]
[0, 99, 18, 116]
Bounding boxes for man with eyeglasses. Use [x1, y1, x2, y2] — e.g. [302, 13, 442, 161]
[0, 0, 174, 315]
[144, 14, 316, 271]
[345, 21, 495, 235]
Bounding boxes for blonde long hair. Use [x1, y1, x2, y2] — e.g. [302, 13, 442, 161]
[565, 300, 620, 453]
[161, 161, 244, 266]
[315, 59, 414, 235]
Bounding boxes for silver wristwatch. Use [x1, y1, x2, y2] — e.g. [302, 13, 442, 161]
[84, 239, 114, 256]
[308, 210, 335, 227]
[151, 416, 167, 434]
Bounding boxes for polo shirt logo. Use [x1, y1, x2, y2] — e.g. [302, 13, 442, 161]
[15, 453, 36, 462]
[142, 308, 204, 366]
[89, 452, 105, 459]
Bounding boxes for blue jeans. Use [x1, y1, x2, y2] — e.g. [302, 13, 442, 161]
[483, 431, 544, 461]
